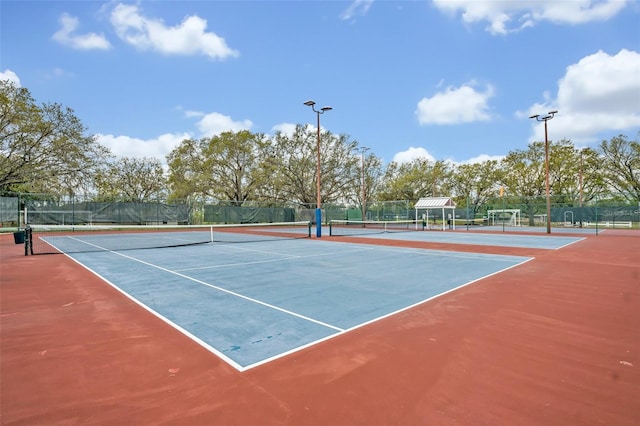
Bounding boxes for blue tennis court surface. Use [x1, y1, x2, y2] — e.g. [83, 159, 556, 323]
[337, 229, 584, 249]
[69, 239, 532, 371]
[466, 225, 601, 235]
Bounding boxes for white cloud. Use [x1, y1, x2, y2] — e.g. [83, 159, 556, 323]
[184, 110, 205, 118]
[527, 0, 630, 25]
[432, 0, 630, 35]
[392, 147, 436, 164]
[392, 148, 502, 166]
[0, 69, 21, 86]
[460, 153, 504, 164]
[96, 132, 190, 164]
[195, 112, 252, 137]
[110, 3, 239, 60]
[96, 111, 253, 164]
[52, 13, 111, 50]
[416, 82, 495, 125]
[341, 0, 374, 21]
[296, 123, 330, 135]
[271, 123, 297, 137]
[40, 67, 73, 80]
[525, 49, 640, 143]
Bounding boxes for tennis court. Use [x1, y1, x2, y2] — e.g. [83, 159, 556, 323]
[2, 224, 638, 425]
[464, 224, 603, 234]
[62, 233, 530, 370]
[329, 219, 585, 249]
[343, 229, 583, 248]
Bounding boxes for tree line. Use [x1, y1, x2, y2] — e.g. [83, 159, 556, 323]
[2, 80, 639, 213]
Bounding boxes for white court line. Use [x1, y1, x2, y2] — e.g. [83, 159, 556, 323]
[54, 237, 345, 334]
[61, 238, 533, 372]
[351, 230, 585, 250]
[55, 249, 246, 371]
[108, 249, 345, 333]
[211, 243, 302, 258]
[553, 237, 585, 250]
[343, 242, 532, 263]
[176, 257, 301, 272]
[175, 245, 375, 272]
[242, 255, 535, 371]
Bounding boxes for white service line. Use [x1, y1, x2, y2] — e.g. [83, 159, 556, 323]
[176, 245, 376, 271]
[106, 249, 345, 333]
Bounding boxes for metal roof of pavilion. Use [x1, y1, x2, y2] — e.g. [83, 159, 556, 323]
[414, 197, 456, 209]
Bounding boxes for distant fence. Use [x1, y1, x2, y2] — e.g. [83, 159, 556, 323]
[0, 196, 19, 226]
[0, 194, 190, 227]
[1, 193, 637, 230]
[0, 195, 416, 228]
[458, 195, 639, 229]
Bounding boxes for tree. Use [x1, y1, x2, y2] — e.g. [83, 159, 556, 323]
[549, 146, 603, 205]
[378, 157, 451, 202]
[267, 126, 316, 205]
[204, 130, 271, 203]
[499, 141, 548, 225]
[543, 139, 606, 204]
[450, 160, 502, 217]
[94, 157, 167, 202]
[167, 130, 271, 203]
[319, 132, 360, 205]
[166, 138, 207, 200]
[0, 80, 110, 194]
[268, 125, 359, 206]
[499, 139, 596, 224]
[354, 151, 384, 219]
[597, 134, 640, 202]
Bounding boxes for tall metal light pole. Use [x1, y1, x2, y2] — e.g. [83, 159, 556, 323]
[360, 146, 370, 221]
[529, 110, 558, 234]
[304, 100, 332, 237]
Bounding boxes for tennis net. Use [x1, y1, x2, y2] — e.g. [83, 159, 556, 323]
[25, 221, 312, 255]
[329, 219, 425, 236]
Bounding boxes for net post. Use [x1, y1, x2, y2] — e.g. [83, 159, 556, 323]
[315, 208, 322, 238]
[24, 225, 30, 256]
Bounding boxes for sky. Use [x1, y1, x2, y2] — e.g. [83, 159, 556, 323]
[1, 0, 639, 167]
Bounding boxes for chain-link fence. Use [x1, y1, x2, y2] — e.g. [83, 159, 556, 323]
[1, 193, 191, 228]
[456, 195, 639, 229]
[2, 193, 637, 230]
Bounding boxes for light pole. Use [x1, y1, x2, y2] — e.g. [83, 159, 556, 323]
[304, 100, 332, 237]
[529, 110, 558, 234]
[360, 146, 369, 221]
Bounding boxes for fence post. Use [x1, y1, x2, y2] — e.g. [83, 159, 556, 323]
[595, 196, 599, 236]
[17, 193, 22, 228]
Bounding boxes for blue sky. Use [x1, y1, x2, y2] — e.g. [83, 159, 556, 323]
[1, 1, 639, 166]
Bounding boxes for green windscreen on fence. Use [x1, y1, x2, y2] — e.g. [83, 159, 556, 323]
[204, 205, 295, 223]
